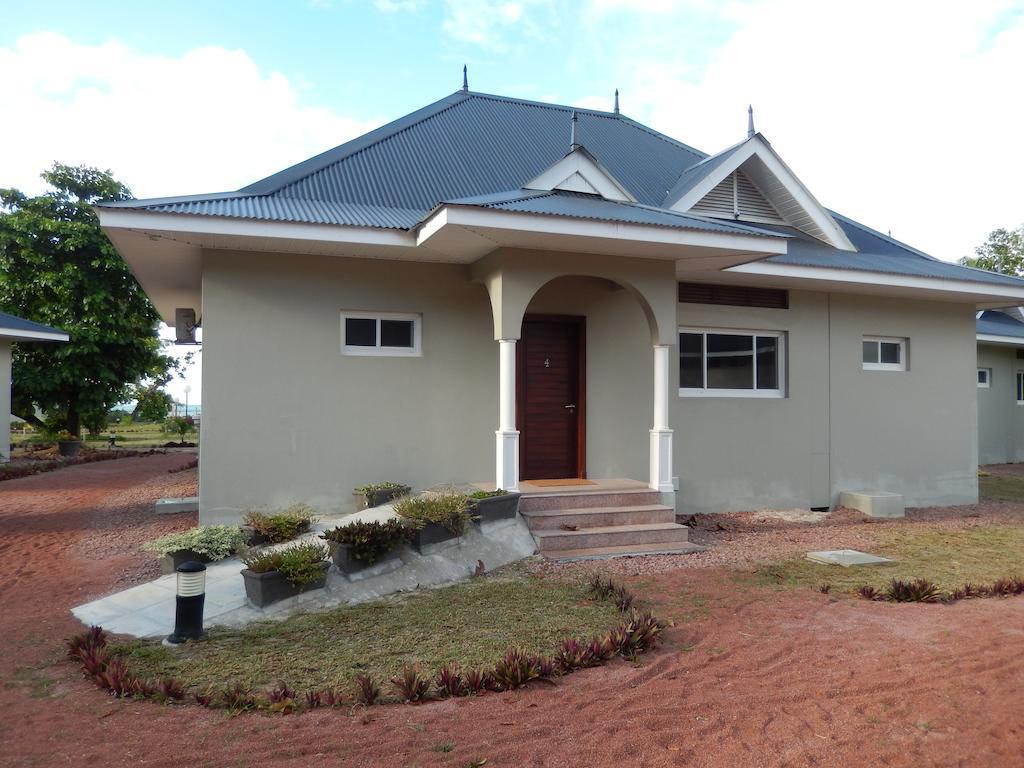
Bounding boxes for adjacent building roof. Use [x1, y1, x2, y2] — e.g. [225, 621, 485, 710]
[977, 310, 1024, 340]
[0, 311, 69, 342]
[96, 88, 1024, 292]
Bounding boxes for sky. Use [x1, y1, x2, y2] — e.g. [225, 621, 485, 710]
[3, 0, 1024, 404]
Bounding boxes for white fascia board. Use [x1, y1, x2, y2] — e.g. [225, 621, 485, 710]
[730, 260, 1024, 302]
[523, 149, 635, 202]
[96, 209, 415, 249]
[417, 205, 788, 254]
[977, 333, 1024, 347]
[0, 327, 70, 342]
[670, 136, 857, 252]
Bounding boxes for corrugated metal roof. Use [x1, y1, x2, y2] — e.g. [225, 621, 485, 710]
[978, 310, 1024, 338]
[757, 217, 1024, 287]
[0, 311, 67, 337]
[97, 88, 1024, 292]
[445, 189, 785, 236]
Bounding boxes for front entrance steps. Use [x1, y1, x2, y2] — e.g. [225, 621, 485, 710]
[517, 479, 703, 561]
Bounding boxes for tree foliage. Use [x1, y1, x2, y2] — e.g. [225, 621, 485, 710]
[0, 163, 176, 436]
[959, 224, 1024, 276]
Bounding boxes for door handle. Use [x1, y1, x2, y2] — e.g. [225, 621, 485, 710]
[564, 404, 576, 412]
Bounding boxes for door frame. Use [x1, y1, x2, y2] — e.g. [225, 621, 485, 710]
[516, 313, 587, 479]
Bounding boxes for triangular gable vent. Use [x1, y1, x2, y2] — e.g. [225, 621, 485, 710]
[524, 146, 635, 202]
[690, 170, 783, 223]
[553, 171, 602, 196]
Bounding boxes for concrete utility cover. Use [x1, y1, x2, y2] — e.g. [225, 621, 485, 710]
[805, 549, 894, 567]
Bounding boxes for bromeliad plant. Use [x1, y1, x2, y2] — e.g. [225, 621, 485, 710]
[242, 541, 329, 587]
[394, 491, 474, 535]
[320, 519, 412, 565]
[858, 575, 1024, 603]
[143, 525, 246, 561]
[468, 489, 509, 500]
[243, 505, 316, 544]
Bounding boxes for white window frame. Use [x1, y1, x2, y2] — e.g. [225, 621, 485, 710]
[862, 336, 907, 371]
[341, 311, 422, 357]
[1017, 372, 1024, 404]
[977, 368, 991, 388]
[678, 326, 786, 398]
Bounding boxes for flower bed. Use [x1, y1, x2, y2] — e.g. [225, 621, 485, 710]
[0, 449, 164, 483]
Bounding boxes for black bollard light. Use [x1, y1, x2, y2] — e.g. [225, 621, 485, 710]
[166, 561, 206, 644]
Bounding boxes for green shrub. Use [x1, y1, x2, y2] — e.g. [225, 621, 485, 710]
[242, 541, 329, 586]
[354, 482, 410, 496]
[243, 504, 316, 544]
[143, 525, 246, 560]
[320, 519, 411, 564]
[469, 489, 509, 500]
[394, 491, 473, 535]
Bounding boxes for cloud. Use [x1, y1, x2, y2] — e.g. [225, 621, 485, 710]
[0, 32, 379, 198]
[440, 0, 553, 50]
[577, 0, 1024, 261]
[374, 0, 426, 11]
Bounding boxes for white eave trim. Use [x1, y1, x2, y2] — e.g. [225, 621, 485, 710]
[730, 261, 1024, 302]
[523, 148, 636, 202]
[0, 327, 69, 342]
[416, 205, 788, 254]
[96, 208, 416, 248]
[670, 136, 857, 252]
[977, 333, 1024, 347]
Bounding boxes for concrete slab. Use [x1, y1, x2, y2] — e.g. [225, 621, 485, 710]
[806, 549, 894, 567]
[839, 490, 905, 519]
[70, 511, 537, 638]
[155, 496, 199, 515]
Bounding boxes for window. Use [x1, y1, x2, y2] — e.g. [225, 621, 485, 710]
[1017, 372, 1024, 404]
[862, 336, 906, 371]
[679, 328, 785, 397]
[341, 311, 421, 356]
[977, 368, 991, 388]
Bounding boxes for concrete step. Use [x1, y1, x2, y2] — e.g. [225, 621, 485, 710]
[519, 488, 662, 513]
[532, 522, 690, 552]
[521, 504, 675, 530]
[546, 541, 706, 562]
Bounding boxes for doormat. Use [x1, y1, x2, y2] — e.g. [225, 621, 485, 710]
[525, 478, 597, 487]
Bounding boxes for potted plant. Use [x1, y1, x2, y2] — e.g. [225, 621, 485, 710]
[468, 489, 521, 523]
[242, 505, 316, 546]
[353, 482, 412, 510]
[144, 525, 246, 575]
[241, 541, 330, 608]
[394, 491, 474, 552]
[55, 430, 82, 458]
[320, 519, 411, 577]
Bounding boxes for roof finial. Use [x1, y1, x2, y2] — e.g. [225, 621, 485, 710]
[614, 88, 620, 115]
[462, 64, 469, 92]
[747, 104, 755, 138]
[570, 110, 580, 151]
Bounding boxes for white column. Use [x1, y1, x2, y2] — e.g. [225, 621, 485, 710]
[649, 344, 674, 493]
[496, 339, 519, 491]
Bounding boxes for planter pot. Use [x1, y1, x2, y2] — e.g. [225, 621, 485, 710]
[354, 486, 411, 510]
[57, 440, 82, 458]
[242, 522, 310, 547]
[471, 492, 521, 524]
[327, 541, 404, 580]
[241, 562, 330, 608]
[411, 521, 461, 553]
[159, 549, 214, 575]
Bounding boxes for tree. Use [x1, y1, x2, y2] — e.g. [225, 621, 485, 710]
[132, 384, 175, 422]
[959, 224, 1024, 276]
[0, 164, 177, 436]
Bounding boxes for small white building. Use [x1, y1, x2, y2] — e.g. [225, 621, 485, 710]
[1, 311, 69, 462]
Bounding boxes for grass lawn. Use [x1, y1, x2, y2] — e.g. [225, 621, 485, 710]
[977, 472, 1024, 503]
[115, 573, 620, 691]
[755, 525, 1024, 594]
[10, 421, 194, 450]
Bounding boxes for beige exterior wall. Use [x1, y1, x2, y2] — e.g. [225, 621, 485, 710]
[199, 248, 979, 522]
[977, 343, 1024, 464]
[1, 340, 10, 463]
[675, 292, 978, 513]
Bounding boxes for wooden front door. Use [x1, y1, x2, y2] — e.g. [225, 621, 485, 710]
[518, 315, 585, 480]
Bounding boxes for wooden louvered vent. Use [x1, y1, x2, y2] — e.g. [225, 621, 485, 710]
[690, 171, 783, 223]
[678, 282, 789, 309]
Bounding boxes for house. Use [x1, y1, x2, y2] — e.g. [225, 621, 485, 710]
[1, 311, 69, 461]
[976, 308, 1024, 464]
[96, 87, 1024, 538]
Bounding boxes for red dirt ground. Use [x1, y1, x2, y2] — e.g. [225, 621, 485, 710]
[2, 458, 1023, 767]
